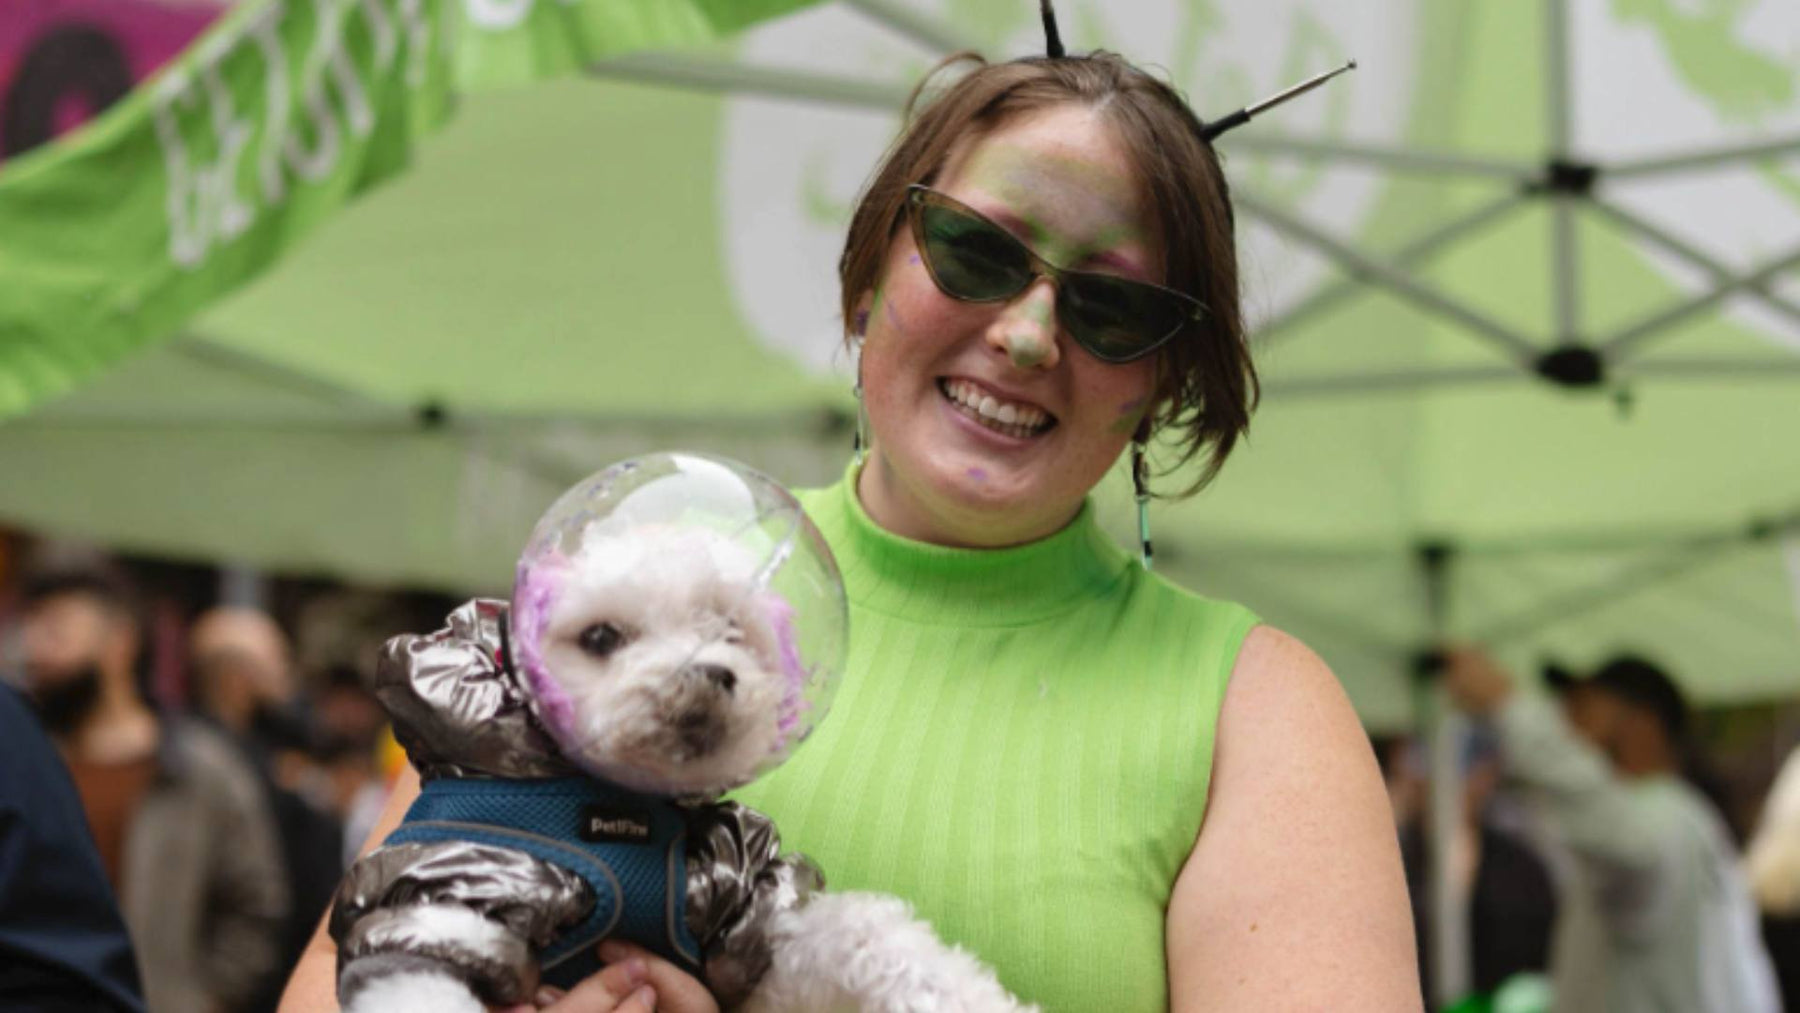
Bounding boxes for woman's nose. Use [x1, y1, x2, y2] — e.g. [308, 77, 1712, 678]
[985, 277, 1061, 370]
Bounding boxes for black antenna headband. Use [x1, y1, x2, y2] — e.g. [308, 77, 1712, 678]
[1036, 0, 1355, 141]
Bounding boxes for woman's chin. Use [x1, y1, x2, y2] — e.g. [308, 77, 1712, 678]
[919, 462, 1077, 545]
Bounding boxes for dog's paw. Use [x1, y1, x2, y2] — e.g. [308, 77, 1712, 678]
[340, 954, 487, 1013]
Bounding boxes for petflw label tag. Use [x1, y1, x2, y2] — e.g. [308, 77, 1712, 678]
[580, 805, 653, 844]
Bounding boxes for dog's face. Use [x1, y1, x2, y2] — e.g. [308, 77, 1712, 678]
[512, 527, 799, 796]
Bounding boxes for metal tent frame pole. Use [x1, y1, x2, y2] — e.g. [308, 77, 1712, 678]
[1415, 542, 1469, 1008]
[18, 336, 853, 492]
[1236, 191, 1540, 365]
[1470, 510, 1800, 647]
[1256, 190, 1529, 345]
[1584, 198, 1800, 329]
[585, 52, 907, 110]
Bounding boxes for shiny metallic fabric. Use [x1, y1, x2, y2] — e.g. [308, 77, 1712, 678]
[333, 838, 594, 1004]
[375, 598, 572, 780]
[683, 802, 825, 1007]
[335, 600, 822, 1009]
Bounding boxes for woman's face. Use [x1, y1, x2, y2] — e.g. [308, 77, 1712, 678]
[855, 103, 1161, 548]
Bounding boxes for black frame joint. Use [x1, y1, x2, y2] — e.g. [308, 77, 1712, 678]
[1535, 345, 1607, 388]
[1539, 158, 1600, 196]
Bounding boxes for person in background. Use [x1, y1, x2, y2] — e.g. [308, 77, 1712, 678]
[0, 679, 145, 1013]
[190, 606, 345, 1013]
[1382, 733, 1558, 1007]
[1745, 741, 1800, 1010]
[20, 570, 288, 1013]
[307, 665, 392, 868]
[190, 606, 301, 748]
[1443, 647, 1779, 1013]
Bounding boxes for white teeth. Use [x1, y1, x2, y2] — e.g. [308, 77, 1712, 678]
[940, 379, 1052, 436]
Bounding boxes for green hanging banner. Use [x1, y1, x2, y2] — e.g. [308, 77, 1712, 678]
[0, 0, 818, 419]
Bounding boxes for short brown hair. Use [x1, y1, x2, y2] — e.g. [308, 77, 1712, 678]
[840, 52, 1258, 497]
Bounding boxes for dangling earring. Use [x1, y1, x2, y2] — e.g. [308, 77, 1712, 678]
[853, 379, 869, 465]
[851, 325, 870, 465]
[1131, 438, 1153, 570]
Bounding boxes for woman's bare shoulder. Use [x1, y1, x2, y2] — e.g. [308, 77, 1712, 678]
[1165, 624, 1421, 1012]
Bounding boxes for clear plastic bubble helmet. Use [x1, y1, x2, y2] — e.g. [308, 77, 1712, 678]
[509, 452, 846, 796]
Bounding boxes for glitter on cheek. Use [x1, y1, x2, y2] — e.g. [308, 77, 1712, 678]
[909, 254, 921, 265]
[966, 467, 988, 482]
[883, 291, 907, 332]
[866, 283, 906, 336]
[1109, 396, 1150, 435]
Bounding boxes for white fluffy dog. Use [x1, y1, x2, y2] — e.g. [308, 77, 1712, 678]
[332, 523, 1035, 1013]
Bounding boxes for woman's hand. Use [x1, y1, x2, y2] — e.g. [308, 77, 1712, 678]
[496, 943, 720, 1013]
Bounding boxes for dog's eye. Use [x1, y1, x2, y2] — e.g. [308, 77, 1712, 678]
[577, 622, 628, 658]
[723, 621, 745, 645]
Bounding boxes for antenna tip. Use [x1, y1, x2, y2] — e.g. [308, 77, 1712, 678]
[1346, 58, 1359, 71]
[1040, 0, 1065, 58]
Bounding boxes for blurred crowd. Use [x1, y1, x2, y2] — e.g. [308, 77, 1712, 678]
[6, 541, 1800, 1013]
[0, 541, 446, 1013]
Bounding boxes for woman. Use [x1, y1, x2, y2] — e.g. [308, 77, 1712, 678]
[280, 20, 1418, 1013]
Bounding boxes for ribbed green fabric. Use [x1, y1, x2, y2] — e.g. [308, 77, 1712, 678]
[733, 467, 1259, 1010]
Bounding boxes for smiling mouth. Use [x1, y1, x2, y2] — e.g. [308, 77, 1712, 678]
[938, 378, 1057, 439]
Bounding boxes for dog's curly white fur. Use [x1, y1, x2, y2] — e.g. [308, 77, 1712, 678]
[744, 893, 1036, 1013]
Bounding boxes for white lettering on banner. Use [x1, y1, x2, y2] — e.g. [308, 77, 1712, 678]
[243, 3, 293, 207]
[398, 0, 430, 87]
[287, 0, 350, 182]
[465, 0, 533, 30]
[150, 0, 433, 268]
[360, 0, 398, 71]
[151, 73, 209, 268]
[322, 0, 377, 137]
[198, 39, 256, 242]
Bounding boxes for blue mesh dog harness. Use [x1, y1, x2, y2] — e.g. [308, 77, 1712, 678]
[385, 775, 704, 988]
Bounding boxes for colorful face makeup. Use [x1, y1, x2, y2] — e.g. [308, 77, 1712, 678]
[853, 104, 1161, 549]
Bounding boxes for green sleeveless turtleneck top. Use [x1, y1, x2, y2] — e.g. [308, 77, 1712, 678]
[733, 470, 1259, 1010]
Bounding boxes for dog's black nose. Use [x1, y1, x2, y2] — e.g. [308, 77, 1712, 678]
[692, 663, 736, 694]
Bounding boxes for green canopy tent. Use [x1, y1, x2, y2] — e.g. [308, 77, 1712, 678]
[2, 0, 1793, 716]
[3, 0, 1799, 1003]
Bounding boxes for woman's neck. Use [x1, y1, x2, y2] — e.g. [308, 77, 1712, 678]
[854, 452, 1080, 549]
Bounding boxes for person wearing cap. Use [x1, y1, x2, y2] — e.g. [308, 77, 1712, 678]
[1443, 647, 1779, 1013]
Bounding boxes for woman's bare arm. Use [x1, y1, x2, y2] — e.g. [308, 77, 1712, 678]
[1166, 626, 1420, 1011]
[276, 764, 422, 1013]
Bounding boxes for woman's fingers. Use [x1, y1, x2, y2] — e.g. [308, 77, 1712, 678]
[596, 942, 720, 1013]
[530, 958, 655, 1011]
[613, 985, 658, 1012]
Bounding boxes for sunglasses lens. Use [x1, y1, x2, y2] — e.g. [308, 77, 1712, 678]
[918, 202, 1034, 301]
[911, 188, 1202, 364]
[1061, 275, 1193, 362]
